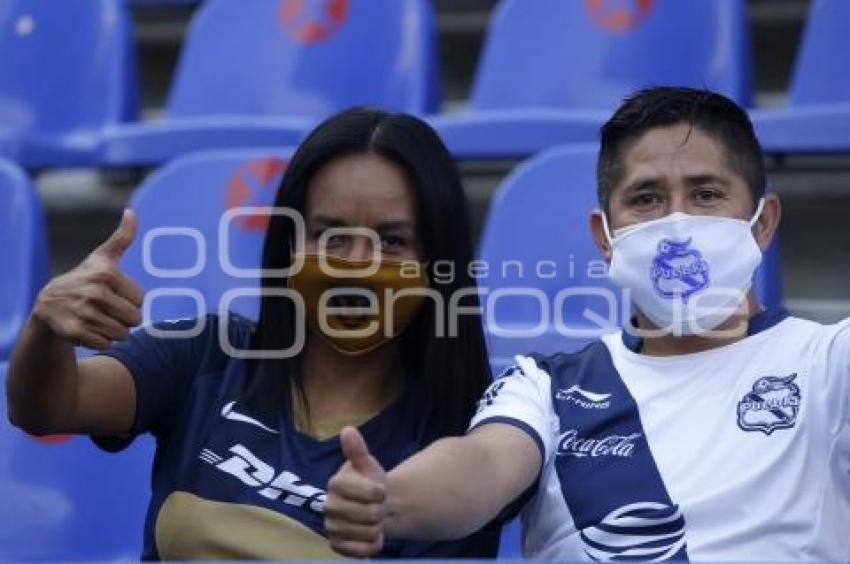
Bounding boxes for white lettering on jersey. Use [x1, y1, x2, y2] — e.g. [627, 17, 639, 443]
[555, 385, 612, 409]
[556, 429, 640, 458]
[220, 401, 280, 434]
[201, 444, 327, 513]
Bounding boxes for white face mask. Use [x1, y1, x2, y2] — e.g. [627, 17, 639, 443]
[602, 199, 765, 336]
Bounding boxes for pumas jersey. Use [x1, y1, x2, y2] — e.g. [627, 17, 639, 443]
[471, 307, 850, 561]
[93, 314, 499, 560]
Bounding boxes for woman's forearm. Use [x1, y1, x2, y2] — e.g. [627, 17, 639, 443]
[384, 425, 540, 540]
[7, 313, 81, 434]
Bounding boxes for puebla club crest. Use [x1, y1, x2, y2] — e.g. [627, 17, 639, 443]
[737, 374, 802, 435]
[650, 238, 709, 300]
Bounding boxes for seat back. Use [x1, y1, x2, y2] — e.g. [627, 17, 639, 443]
[479, 145, 782, 370]
[470, 0, 751, 111]
[788, 0, 850, 106]
[123, 148, 294, 324]
[0, 361, 154, 559]
[0, 0, 137, 135]
[0, 150, 294, 560]
[166, 0, 439, 119]
[0, 160, 47, 359]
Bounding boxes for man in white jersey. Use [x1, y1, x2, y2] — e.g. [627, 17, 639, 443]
[322, 87, 850, 561]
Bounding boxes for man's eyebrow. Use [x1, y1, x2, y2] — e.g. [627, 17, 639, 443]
[622, 178, 662, 193]
[683, 173, 731, 186]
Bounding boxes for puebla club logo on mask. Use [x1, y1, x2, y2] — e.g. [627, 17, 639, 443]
[650, 238, 710, 300]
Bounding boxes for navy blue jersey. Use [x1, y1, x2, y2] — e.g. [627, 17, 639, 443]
[93, 314, 499, 560]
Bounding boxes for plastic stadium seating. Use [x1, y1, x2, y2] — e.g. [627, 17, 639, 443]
[478, 145, 783, 374]
[129, 0, 199, 4]
[97, 0, 439, 167]
[0, 160, 47, 359]
[752, 0, 850, 153]
[122, 148, 293, 322]
[0, 168, 150, 560]
[0, 0, 138, 168]
[0, 149, 292, 560]
[430, 0, 751, 159]
[0, 364, 154, 560]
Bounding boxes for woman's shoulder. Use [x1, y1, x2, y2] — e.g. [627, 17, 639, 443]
[114, 311, 259, 383]
[146, 311, 257, 351]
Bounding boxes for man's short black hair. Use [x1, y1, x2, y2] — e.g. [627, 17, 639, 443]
[597, 86, 765, 214]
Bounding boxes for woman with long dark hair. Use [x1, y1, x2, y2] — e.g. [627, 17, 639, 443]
[6, 108, 497, 559]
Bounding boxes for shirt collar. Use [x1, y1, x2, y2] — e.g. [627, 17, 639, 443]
[621, 305, 790, 353]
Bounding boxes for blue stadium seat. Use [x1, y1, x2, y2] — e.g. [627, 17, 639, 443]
[129, 0, 199, 5]
[0, 159, 149, 561]
[753, 0, 850, 153]
[430, 0, 751, 158]
[0, 0, 137, 168]
[479, 145, 782, 374]
[0, 149, 292, 560]
[0, 361, 154, 560]
[97, 0, 438, 167]
[0, 160, 47, 359]
[123, 148, 293, 322]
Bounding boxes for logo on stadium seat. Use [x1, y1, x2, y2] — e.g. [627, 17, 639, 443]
[737, 373, 801, 435]
[30, 433, 73, 445]
[279, 0, 348, 43]
[650, 238, 710, 300]
[225, 157, 289, 232]
[584, 0, 654, 32]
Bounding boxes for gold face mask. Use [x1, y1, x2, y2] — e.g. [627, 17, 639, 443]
[288, 253, 429, 356]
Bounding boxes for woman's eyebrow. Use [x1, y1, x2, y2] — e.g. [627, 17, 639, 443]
[375, 219, 415, 231]
[307, 215, 416, 232]
[308, 214, 347, 227]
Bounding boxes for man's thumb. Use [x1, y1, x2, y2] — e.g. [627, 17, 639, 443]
[340, 426, 383, 479]
[95, 208, 138, 260]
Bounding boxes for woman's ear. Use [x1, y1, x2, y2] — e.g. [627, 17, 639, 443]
[589, 209, 613, 262]
[754, 193, 781, 252]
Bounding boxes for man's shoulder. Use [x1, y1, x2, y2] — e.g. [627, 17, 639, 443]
[505, 339, 614, 387]
[763, 314, 850, 351]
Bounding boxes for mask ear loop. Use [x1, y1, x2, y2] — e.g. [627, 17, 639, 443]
[599, 209, 615, 246]
[749, 197, 766, 227]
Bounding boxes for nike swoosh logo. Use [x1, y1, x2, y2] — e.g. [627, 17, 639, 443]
[557, 385, 612, 403]
[220, 401, 279, 434]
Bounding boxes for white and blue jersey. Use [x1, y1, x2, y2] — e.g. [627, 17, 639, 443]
[471, 307, 850, 560]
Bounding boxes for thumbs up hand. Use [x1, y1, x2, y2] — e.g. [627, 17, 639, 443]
[325, 427, 388, 557]
[33, 209, 144, 349]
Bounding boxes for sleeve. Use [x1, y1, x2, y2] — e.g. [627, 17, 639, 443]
[823, 319, 850, 429]
[468, 355, 559, 467]
[90, 315, 217, 452]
